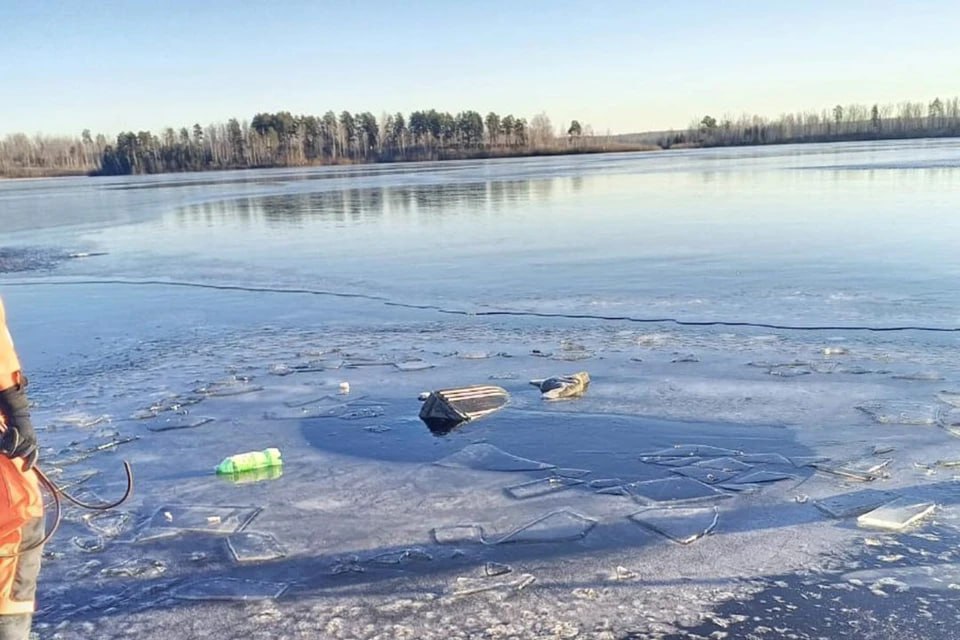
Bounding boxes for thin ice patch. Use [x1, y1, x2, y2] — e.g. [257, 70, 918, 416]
[394, 360, 435, 371]
[137, 505, 262, 542]
[504, 476, 584, 500]
[435, 443, 555, 472]
[641, 456, 704, 467]
[629, 506, 719, 544]
[641, 444, 741, 459]
[431, 525, 485, 545]
[494, 510, 597, 544]
[843, 564, 960, 591]
[732, 470, 796, 484]
[226, 532, 287, 563]
[172, 578, 288, 601]
[84, 511, 131, 538]
[813, 491, 899, 518]
[100, 558, 167, 579]
[693, 457, 753, 472]
[736, 453, 792, 466]
[856, 401, 939, 425]
[194, 378, 263, 397]
[857, 499, 936, 531]
[624, 477, 731, 506]
[814, 457, 892, 482]
[937, 391, 960, 408]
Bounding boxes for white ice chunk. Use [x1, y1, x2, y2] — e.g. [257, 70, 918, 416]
[857, 499, 936, 531]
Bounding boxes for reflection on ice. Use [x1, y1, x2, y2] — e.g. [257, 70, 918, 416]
[435, 443, 555, 472]
[629, 506, 719, 544]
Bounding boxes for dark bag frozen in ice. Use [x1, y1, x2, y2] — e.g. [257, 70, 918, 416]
[418, 385, 510, 434]
[529, 371, 590, 400]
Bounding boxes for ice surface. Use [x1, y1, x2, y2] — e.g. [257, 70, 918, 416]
[100, 558, 167, 579]
[435, 443, 555, 472]
[857, 498, 937, 531]
[856, 401, 939, 425]
[588, 478, 623, 489]
[194, 377, 264, 396]
[494, 510, 597, 544]
[624, 477, 731, 505]
[736, 453, 792, 465]
[226, 531, 287, 563]
[137, 505, 262, 541]
[394, 360, 435, 371]
[172, 578, 288, 601]
[813, 490, 899, 518]
[504, 476, 584, 499]
[641, 456, 704, 467]
[937, 390, 960, 408]
[553, 468, 592, 478]
[844, 564, 960, 591]
[629, 506, 719, 544]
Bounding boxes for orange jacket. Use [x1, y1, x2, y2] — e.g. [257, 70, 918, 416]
[0, 296, 42, 614]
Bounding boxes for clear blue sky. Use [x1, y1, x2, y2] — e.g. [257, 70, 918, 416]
[1, 0, 958, 137]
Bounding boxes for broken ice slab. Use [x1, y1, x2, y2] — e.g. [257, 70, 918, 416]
[731, 470, 796, 484]
[857, 498, 936, 531]
[629, 506, 719, 544]
[504, 476, 584, 500]
[938, 391, 960, 408]
[814, 457, 893, 482]
[693, 457, 753, 472]
[891, 371, 945, 381]
[137, 505, 262, 542]
[100, 558, 167, 579]
[431, 524, 486, 545]
[394, 360, 435, 371]
[435, 443, 555, 472]
[671, 466, 738, 485]
[640, 445, 742, 459]
[716, 483, 762, 494]
[589, 478, 623, 489]
[493, 510, 597, 544]
[822, 346, 848, 356]
[484, 562, 512, 577]
[132, 394, 205, 419]
[172, 578, 288, 601]
[366, 548, 433, 565]
[194, 378, 264, 397]
[83, 511, 131, 538]
[419, 385, 509, 434]
[624, 477, 732, 506]
[790, 456, 831, 468]
[80, 435, 139, 454]
[768, 365, 812, 377]
[813, 490, 899, 519]
[146, 416, 214, 432]
[226, 531, 287, 563]
[529, 372, 590, 400]
[670, 354, 699, 363]
[640, 456, 704, 467]
[553, 468, 592, 479]
[937, 408, 960, 437]
[857, 401, 939, 425]
[71, 535, 105, 553]
[338, 406, 385, 420]
[451, 573, 536, 597]
[457, 351, 493, 360]
[268, 363, 294, 376]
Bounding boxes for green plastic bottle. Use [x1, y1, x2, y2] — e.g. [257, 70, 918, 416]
[220, 465, 284, 484]
[216, 448, 282, 475]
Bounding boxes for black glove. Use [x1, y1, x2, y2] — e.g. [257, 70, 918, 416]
[0, 382, 38, 471]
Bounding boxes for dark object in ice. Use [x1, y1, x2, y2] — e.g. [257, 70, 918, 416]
[529, 371, 590, 400]
[418, 385, 509, 434]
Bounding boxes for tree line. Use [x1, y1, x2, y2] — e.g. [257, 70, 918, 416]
[0, 109, 620, 177]
[660, 97, 960, 148]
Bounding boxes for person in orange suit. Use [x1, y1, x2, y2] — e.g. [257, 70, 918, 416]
[0, 296, 42, 640]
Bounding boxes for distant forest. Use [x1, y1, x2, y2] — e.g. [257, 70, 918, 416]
[0, 110, 639, 178]
[2, 97, 960, 178]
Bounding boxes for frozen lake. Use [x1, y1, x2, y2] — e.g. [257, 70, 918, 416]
[3, 139, 960, 639]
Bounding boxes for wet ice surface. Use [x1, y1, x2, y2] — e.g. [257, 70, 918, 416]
[5, 143, 960, 638]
